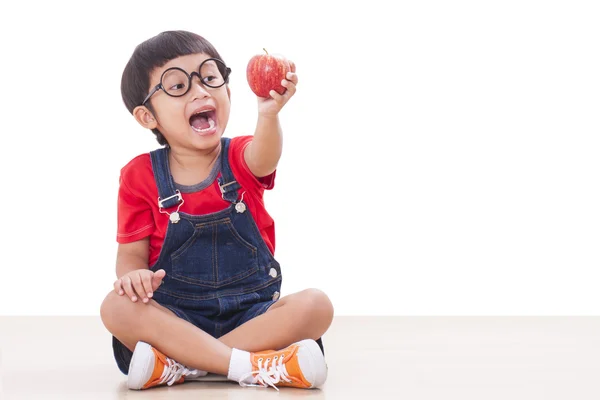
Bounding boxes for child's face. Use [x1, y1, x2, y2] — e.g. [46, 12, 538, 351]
[146, 53, 231, 150]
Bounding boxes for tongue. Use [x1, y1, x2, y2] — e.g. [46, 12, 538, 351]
[191, 115, 210, 130]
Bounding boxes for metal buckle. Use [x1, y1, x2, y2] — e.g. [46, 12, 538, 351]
[158, 190, 183, 209]
[219, 181, 237, 194]
[157, 190, 184, 223]
[219, 180, 239, 201]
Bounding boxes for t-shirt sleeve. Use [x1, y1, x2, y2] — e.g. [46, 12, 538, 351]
[116, 172, 155, 244]
[229, 135, 276, 191]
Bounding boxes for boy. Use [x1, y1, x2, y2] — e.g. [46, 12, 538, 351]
[100, 30, 334, 391]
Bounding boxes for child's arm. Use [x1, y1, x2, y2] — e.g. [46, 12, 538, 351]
[114, 238, 165, 303]
[245, 62, 298, 178]
[116, 238, 150, 278]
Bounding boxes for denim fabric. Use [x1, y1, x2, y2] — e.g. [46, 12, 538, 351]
[113, 137, 286, 374]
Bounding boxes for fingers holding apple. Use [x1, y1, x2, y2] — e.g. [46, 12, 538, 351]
[248, 49, 298, 115]
[273, 73, 297, 97]
[285, 69, 298, 86]
[261, 73, 296, 115]
[280, 68, 298, 100]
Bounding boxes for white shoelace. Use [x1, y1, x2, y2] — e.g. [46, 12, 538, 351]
[159, 357, 200, 386]
[239, 355, 293, 391]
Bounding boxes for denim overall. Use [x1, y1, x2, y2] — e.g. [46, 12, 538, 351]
[112, 137, 324, 373]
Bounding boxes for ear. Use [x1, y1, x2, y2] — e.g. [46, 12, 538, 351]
[133, 106, 158, 129]
[226, 85, 231, 100]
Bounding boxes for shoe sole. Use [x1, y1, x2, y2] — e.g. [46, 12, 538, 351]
[127, 341, 154, 390]
[297, 339, 328, 388]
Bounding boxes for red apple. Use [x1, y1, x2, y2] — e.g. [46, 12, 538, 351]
[246, 49, 291, 98]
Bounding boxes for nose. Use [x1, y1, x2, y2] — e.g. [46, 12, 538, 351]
[189, 72, 210, 99]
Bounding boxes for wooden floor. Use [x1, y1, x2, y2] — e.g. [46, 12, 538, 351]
[1, 316, 599, 399]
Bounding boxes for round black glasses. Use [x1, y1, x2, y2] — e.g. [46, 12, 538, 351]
[141, 58, 231, 106]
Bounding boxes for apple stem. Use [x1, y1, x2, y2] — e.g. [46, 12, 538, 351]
[263, 48, 268, 55]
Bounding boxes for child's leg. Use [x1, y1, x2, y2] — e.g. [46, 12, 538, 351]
[219, 288, 334, 352]
[102, 288, 330, 390]
[101, 291, 232, 375]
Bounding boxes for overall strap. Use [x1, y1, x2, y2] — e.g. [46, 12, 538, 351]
[217, 137, 242, 204]
[149, 147, 182, 209]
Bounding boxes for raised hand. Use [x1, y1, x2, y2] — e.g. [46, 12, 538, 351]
[257, 61, 298, 118]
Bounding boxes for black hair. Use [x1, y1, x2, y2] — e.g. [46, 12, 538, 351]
[120, 31, 225, 146]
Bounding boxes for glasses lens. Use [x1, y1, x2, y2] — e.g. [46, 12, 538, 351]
[162, 69, 190, 97]
[200, 59, 227, 88]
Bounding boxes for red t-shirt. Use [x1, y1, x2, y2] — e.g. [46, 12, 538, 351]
[116, 135, 276, 266]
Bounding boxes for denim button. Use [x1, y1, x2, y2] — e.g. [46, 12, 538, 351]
[269, 268, 277, 278]
[272, 291, 280, 301]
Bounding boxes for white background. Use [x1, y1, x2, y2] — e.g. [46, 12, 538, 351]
[0, 0, 598, 316]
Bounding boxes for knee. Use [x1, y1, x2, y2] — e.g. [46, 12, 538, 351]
[297, 288, 334, 328]
[100, 291, 136, 334]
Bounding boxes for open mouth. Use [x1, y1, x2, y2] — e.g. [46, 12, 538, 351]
[189, 109, 217, 133]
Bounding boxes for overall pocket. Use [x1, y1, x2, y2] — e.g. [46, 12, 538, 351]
[170, 217, 259, 288]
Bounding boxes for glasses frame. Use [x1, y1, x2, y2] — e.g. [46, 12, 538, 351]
[141, 58, 231, 106]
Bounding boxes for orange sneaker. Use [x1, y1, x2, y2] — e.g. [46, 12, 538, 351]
[239, 339, 328, 390]
[127, 341, 207, 390]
